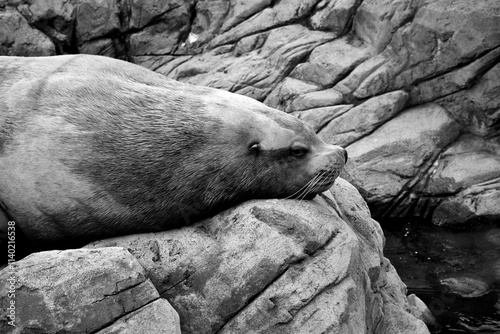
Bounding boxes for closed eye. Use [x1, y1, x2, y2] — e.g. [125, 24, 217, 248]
[290, 146, 308, 157]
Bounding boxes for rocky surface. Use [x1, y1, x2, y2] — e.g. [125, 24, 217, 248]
[0, 247, 181, 334]
[84, 178, 430, 334]
[1, 0, 498, 226]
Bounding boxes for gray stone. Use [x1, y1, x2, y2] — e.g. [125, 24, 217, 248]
[209, 0, 321, 48]
[0, 247, 160, 334]
[319, 90, 409, 147]
[437, 61, 500, 138]
[96, 299, 181, 334]
[293, 104, 354, 132]
[0, 9, 55, 56]
[342, 103, 462, 214]
[291, 37, 370, 87]
[310, 0, 360, 36]
[88, 179, 430, 334]
[440, 275, 491, 298]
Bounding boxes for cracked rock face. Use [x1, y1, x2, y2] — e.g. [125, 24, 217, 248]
[1, 0, 498, 225]
[0, 247, 181, 334]
[86, 178, 430, 334]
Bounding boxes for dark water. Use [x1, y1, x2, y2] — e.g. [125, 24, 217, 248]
[381, 219, 500, 333]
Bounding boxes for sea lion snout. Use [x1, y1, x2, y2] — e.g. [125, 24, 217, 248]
[319, 144, 348, 168]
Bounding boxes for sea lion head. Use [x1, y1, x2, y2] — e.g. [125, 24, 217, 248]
[196, 89, 348, 209]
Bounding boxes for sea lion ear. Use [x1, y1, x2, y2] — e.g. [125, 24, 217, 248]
[248, 142, 261, 156]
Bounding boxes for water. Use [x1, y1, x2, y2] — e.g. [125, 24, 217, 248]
[381, 219, 500, 333]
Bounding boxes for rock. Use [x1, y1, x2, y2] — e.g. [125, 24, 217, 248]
[219, 0, 272, 34]
[16, 0, 76, 53]
[127, 2, 193, 57]
[264, 77, 319, 111]
[309, 0, 360, 36]
[208, 0, 321, 48]
[350, 0, 500, 99]
[353, 0, 419, 53]
[75, 0, 121, 44]
[79, 37, 125, 59]
[168, 25, 332, 101]
[287, 88, 344, 112]
[440, 275, 491, 298]
[432, 180, 500, 226]
[375, 262, 431, 334]
[436, 61, 500, 138]
[293, 104, 353, 132]
[407, 294, 440, 331]
[0, 8, 55, 56]
[96, 299, 181, 334]
[342, 103, 462, 216]
[334, 54, 387, 97]
[319, 90, 409, 147]
[0, 247, 181, 334]
[290, 37, 370, 87]
[408, 46, 500, 108]
[425, 134, 500, 225]
[127, 0, 191, 31]
[426, 134, 500, 195]
[88, 178, 430, 334]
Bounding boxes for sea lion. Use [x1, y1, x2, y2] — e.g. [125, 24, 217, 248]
[0, 54, 347, 250]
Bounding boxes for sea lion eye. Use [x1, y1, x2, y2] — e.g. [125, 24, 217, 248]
[290, 145, 308, 157]
[249, 142, 261, 155]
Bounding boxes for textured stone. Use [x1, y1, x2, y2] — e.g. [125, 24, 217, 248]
[75, 0, 120, 43]
[219, 0, 271, 34]
[88, 179, 430, 334]
[352, 0, 500, 99]
[353, 0, 419, 52]
[16, 0, 76, 53]
[409, 46, 500, 107]
[168, 25, 332, 101]
[437, 61, 500, 138]
[342, 103, 462, 213]
[209, 0, 322, 48]
[319, 90, 409, 147]
[407, 294, 439, 330]
[291, 37, 370, 87]
[425, 134, 500, 196]
[128, 3, 192, 56]
[288, 88, 343, 112]
[334, 54, 387, 96]
[293, 104, 354, 132]
[0, 247, 160, 334]
[96, 299, 181, 334]
[265, 77, 319, 111]
[432, 181, 500, 226]
[0, 9, 55, 56]
[310, 0, 360, 36]
[440, 275, 491, 298]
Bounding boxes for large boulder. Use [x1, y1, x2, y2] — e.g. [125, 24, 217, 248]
[86, 178, 431, 334]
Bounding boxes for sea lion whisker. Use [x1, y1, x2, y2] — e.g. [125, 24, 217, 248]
[297, 174, 323, 201]
[284, 173, 320, 200]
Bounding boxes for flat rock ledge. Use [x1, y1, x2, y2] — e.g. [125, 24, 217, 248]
[1, 179, 431, 333]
